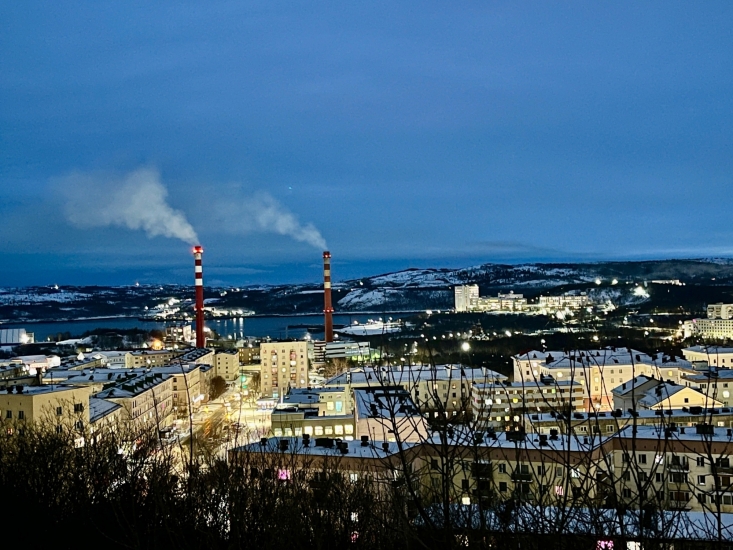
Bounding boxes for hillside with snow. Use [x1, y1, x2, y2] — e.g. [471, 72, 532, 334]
[2, 258, 733, 321]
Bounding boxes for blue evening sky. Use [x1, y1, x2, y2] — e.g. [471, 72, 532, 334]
[1, 2, 733, 286]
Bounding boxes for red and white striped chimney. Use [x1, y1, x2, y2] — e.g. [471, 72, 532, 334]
[193, 246, 205, 348]
[323, 251, 334, 342]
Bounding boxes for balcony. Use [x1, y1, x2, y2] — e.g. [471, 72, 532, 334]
[471, 462, 493, 479]
[511, 471, 533, 482]
[667, 459, 689, 472]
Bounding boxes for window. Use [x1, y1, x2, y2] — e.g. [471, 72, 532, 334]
[5, 411, 11, 419]
[498, 463, 506, 474]
[55, 425, 63, 434]
[622, 488, 632, 498]
[537, 465, 546, 476]
[638, 454, 647, 464]
[461, 479, 469, 491]
[56, 407, 62, 416]
[699, 493, 707, 504]
[74, 403, 84, 413]
[499, 482, 508, 492]
[570, 468, 580, 479]
[698, 475, 706, 486]
[18, 411, 25, 420]
[555, 467, 564, 478]
[697, 457, 706, 467]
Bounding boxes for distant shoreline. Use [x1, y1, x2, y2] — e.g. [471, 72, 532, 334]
[0, 310, 425, 327]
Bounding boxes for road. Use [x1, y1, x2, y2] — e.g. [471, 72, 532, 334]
[173, 388, 272, 465]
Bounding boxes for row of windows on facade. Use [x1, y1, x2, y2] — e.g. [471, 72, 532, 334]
[4, 403, 85, 419]
[273, 424, 355, 437]
[621, 452, 730, 468]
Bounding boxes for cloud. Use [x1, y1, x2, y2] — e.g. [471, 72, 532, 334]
[59, 168, 199, 245]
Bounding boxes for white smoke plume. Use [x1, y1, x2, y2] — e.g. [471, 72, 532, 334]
[240, 192, 327, 250]
[61, 168, 199, 245]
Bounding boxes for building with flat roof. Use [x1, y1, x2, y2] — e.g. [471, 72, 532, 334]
[260, 340, 311, 398]
[472, 377, 584, 428]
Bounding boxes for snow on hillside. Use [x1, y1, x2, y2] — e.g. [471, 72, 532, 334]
[0, 290, 93, 305]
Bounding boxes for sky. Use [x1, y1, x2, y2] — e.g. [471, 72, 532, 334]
[2, 2, 733, 287]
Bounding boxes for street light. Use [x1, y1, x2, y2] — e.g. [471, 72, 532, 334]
[461, 342, 470, 352]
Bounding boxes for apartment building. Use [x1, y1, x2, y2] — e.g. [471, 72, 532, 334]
[270, 387, 352, 438]
[521, 407, 733, 437]
[128, 350, 182, 368]
[612, 425, 733, 513]
[472, 377, 584, 428]
[352, 386, 429, 443]
[682, 369, 733, 407]
[612, 375, 722, 412]
[95, 372, 174, 429]
[513, 349, 695, 411]
[537, 293, 590, 310]
[682, 345, 733, 367]
[260, 340, 311, 398]
[215, 349, 240, 382]
[238, 423, 733, 514]
[326, 364, 506, 416]
[0, 384, 93, 429]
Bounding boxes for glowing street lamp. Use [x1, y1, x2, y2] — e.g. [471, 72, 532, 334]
[461, 342, 470, 352]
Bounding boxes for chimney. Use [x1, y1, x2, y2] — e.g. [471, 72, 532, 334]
[193, 246, 205, 348]
[323, 251, 334, 343]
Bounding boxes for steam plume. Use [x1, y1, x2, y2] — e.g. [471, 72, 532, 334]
[243, 192, 327, 250]
[61, 169, 199, 244]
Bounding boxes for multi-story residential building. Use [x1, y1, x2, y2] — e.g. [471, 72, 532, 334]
[537, 293, 590, 310]
[611, 375, 722, 412]
[612, 425, 733, 513]
[683, 318, 733, 340]
[260, 340, 311, 398]
[682, 345, 733, 367]
[95, 372, 174, 429]
[325, 364, 506, 416]
[708, 303, 733, 320]
[128, 350, 182, 368]
[513, 349, 696, 411]
[237, 344, 260, 366]
[177, 348, 214, 366]
[352, 386, 428, 443]
[682, 369, 733, 407]
[237, 423, 733, 514]
[521, 407, 733, 437]
[95, 351, 131, 368]
[472, 377, 584, 428]
[270, 386, 352, 438]
[0, 384, 93, 429]
[454, 284, 480, 312]
[215, 349, 240, 382]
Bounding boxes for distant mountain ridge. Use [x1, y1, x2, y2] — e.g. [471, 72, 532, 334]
[2, 258, 733, 321]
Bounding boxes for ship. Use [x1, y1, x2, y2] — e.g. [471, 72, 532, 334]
[335, 318, 403, 336]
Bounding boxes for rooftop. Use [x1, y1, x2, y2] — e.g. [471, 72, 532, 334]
[326, 365, 506, 387]
[234, 436, 411, 459]
[89, 397, 122, 423]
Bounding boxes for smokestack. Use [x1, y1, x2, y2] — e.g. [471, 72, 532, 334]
[193, 246, 205, 348]
[323, 251, 334, 343]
